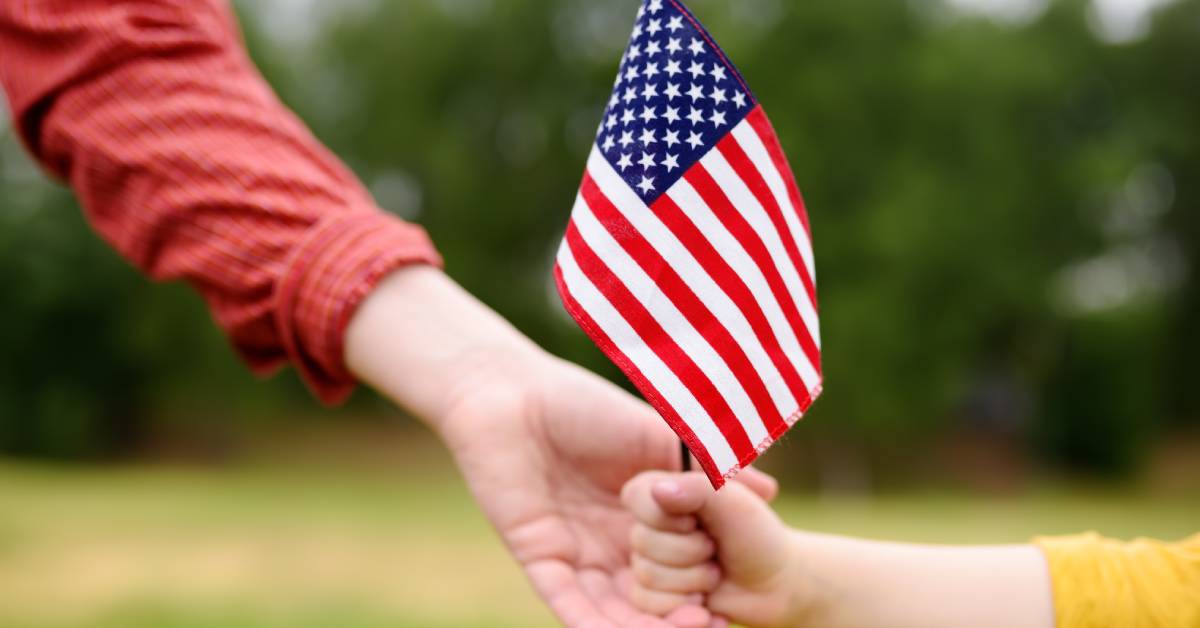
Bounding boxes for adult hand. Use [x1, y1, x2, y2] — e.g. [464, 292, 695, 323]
[346, 266, 777, 627]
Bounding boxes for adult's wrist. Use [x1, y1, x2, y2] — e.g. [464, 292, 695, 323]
[345, 265, 549, 433]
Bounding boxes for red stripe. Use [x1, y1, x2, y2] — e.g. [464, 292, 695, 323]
[564, 222, 757, 463]
[649, 191, 813, 409]
[746, 107, 812, 239]
[684, 166, 823, 377]
[717, 134, 821, 371]
[554, 264, 725, 487]
[580, 175, 785, 437]
[718, 133, 817, 309]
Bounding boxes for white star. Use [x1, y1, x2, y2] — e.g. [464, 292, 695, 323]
[709, 109, 726, 127]
[686, 83, 705, 103]
[664, 129, 681, 147]
[664, 106, 681, 124]
[608, 92, 620, 109]
[664, 82, 682, 100]
[710, 87, 727, 105]
[689, 38, 705, 55]
[605, 113, 617, 130]
[601, 135, 616, 151]
[688, 61, 705, 79]
[686, 131, 704, 149]
[619, 130, 635, 148]
[639, 106, 658, 123]
[641, 82, 659, 100]
[667, 16, 684, 32]
[625, 65, 639, 82]
[666, 38, 683, 54]
[643, 62, 660, 80]
[665, 59, 682, 77]
[636, 176, 656, 194]
[628, 43, 642, 61]
[622, 108, 637, 126]
[636, 4, 646, 20]
[639, 128, 658, 145]
[639, 152, 657, 169]
[648, 0, 663, 13]
[646, 39, 661, 56]
[687, 107, 705, 125]
[662, 153, 680, 172]
[732, 92, 747, 108]
[617, 152, 634, 171]
[710, 64, 727, 82]
[647, 19, 662, 36]
[623, 87, 637, 104]
[632, 22, 643, 39]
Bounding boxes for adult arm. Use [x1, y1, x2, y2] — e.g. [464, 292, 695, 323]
[0, 0, 439, 403]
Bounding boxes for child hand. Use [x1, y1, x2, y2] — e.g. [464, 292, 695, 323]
[621, 471, 809, 628]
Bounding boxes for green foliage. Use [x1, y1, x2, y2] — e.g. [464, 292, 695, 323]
[1, 0, 1196, 472]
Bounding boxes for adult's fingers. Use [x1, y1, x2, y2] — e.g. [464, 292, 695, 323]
[622, 471, 699, 533]
[664, 604, 715, 628]
[525, 559, 618, 628]
[630, 524, 715, 567]
[632, 554, 721, 593]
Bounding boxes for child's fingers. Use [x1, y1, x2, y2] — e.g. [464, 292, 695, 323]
[650, 472, 714, 517]
[632, 553, 722, 594]
[734, 466, 779, 503]
[630, 524, 715, 567]
[629, 581, 703, 616]
[622, 472, 699, 533]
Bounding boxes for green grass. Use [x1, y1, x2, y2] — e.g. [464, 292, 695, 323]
[0, 460, 1195, 628]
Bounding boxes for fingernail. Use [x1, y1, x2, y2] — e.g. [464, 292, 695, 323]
[656, 480, 682, 497]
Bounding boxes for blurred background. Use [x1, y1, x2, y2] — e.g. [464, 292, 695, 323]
[1, 0, 1197, 626]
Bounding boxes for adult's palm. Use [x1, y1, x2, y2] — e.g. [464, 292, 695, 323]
[439, 355, 773, 627]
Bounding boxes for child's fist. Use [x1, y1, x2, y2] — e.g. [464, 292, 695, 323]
[621, 471, 805, 628]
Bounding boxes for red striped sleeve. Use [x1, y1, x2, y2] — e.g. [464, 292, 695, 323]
[0, 0, 441, 404]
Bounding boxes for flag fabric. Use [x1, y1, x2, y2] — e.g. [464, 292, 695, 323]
[554, 0, 822, 488]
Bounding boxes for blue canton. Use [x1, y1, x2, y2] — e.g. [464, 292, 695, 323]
[596, 0, 757, 204]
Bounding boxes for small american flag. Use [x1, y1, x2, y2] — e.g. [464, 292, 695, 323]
[555, 0, 822, 488]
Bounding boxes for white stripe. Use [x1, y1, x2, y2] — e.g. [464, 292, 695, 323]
[556, 242, 739, 473]
[571, 193, 771, 447]
[586, 149, 797, 416]
[667, 178, 821, 390]
[701, 149, 823, 348]
[731, 121, 817, 287]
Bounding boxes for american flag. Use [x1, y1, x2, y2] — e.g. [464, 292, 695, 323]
[554, 0, 822, 488]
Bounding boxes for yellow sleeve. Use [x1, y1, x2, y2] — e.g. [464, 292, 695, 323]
[1032, 532, 1200, 628]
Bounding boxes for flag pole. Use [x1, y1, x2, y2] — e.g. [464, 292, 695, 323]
[679, 440, 692, 472]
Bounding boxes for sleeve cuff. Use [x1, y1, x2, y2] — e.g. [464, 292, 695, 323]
[274, 209, 442, 405]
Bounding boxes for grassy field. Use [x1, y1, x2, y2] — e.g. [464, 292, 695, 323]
[0, 453, 1196, 628]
